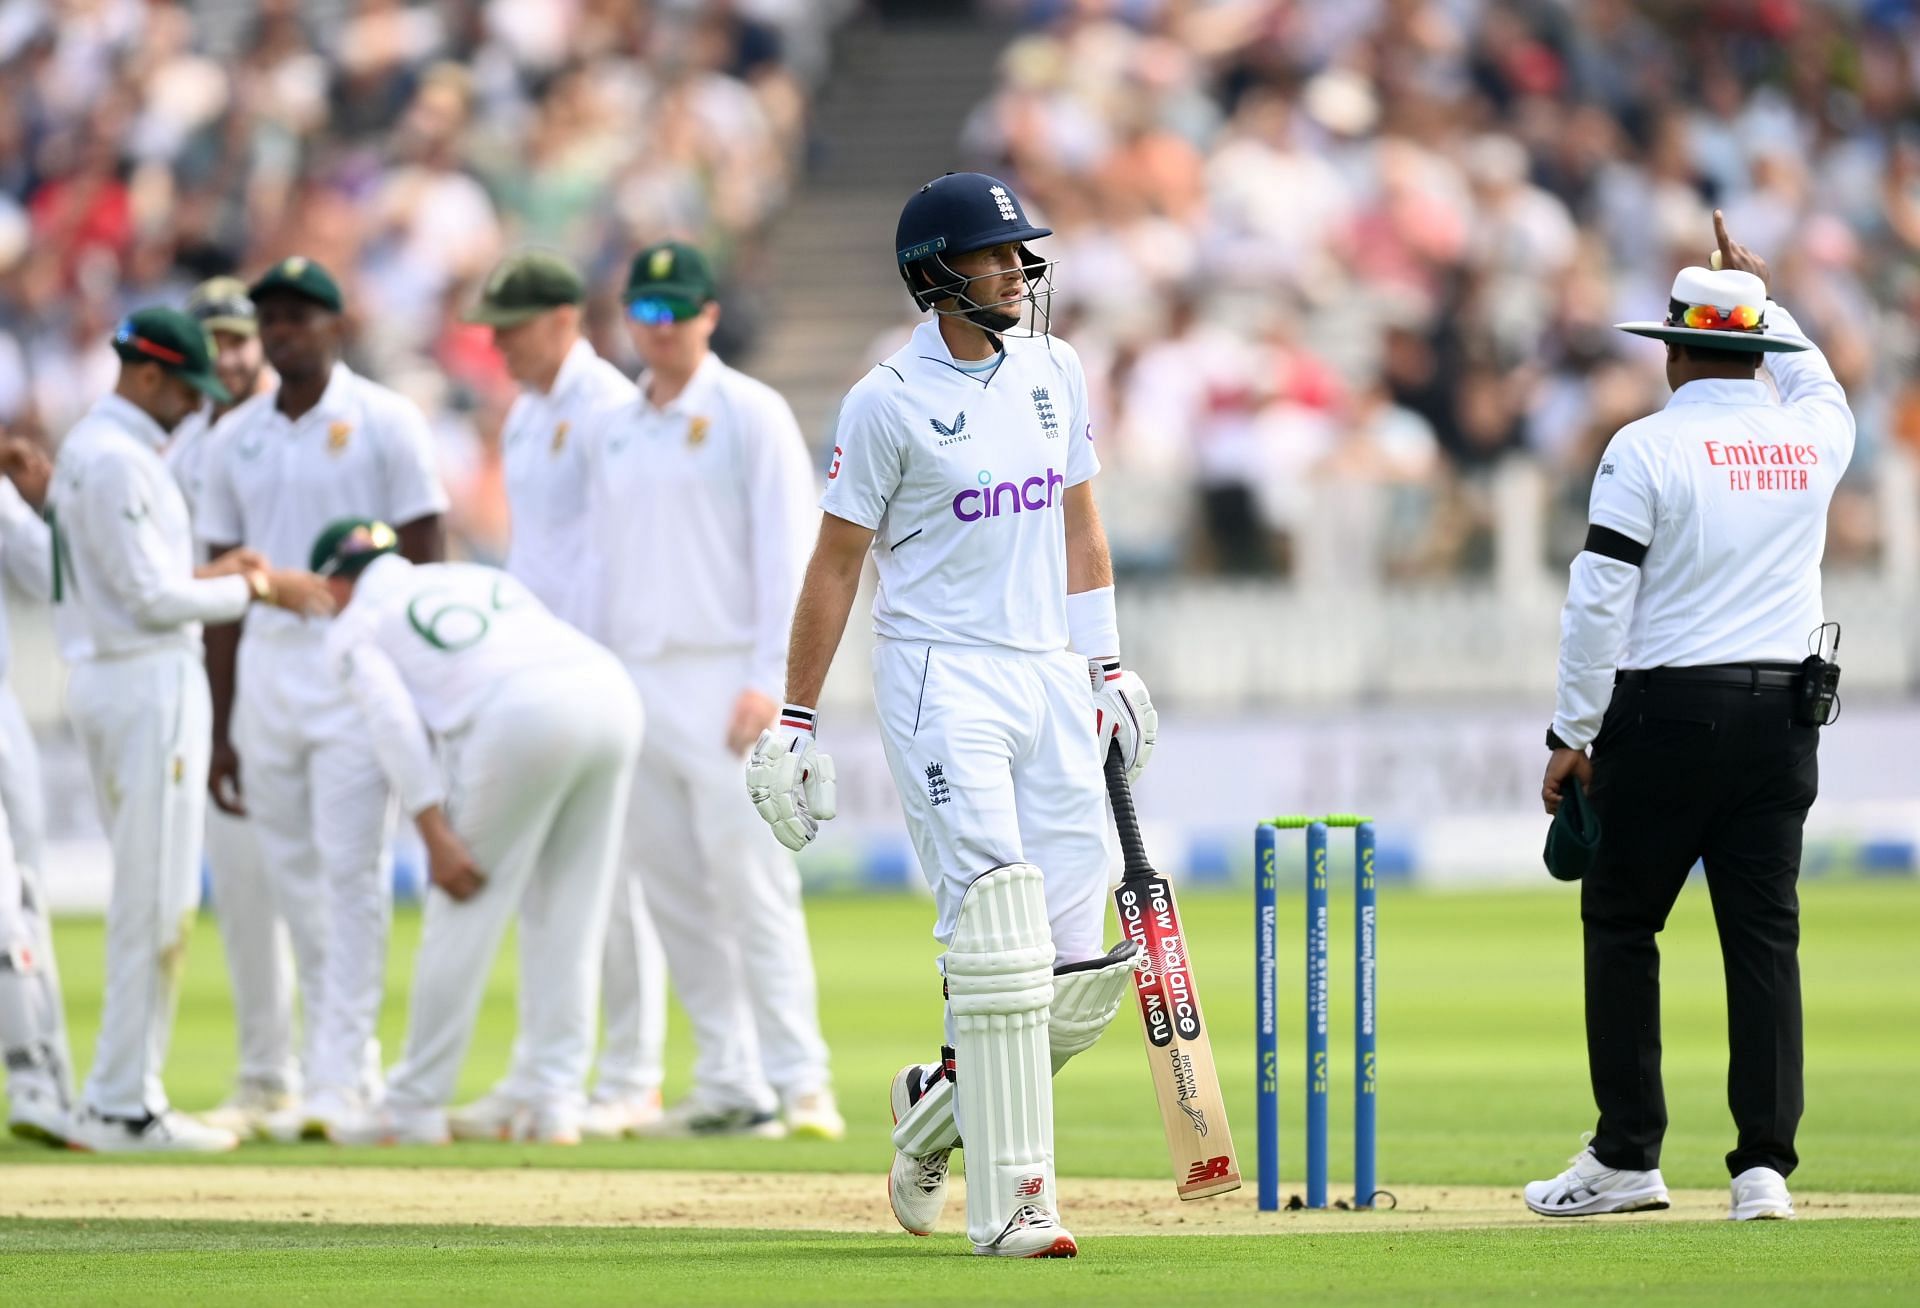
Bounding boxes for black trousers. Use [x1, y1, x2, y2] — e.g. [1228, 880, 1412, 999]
[1582, 675, 1819, 1178]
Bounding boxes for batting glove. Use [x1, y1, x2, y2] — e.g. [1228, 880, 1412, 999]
[746, 704, 838, 852]
[1092, 660, 1157, 783]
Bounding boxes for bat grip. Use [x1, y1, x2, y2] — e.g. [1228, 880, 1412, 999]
[1104, 741, 1155, 880]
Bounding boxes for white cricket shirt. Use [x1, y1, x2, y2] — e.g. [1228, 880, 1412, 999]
[195, 362, 449, 640]
[0, 477, 52, 680]
[580, 351, 815, 698]
[46, 395, 251, 661]
[1553, 304, 1855, 747]
[163, 405, 215, 525]
[501, 339, 635, 628]
[822, 319, 1100, 652]
[325, 554, 613, 815]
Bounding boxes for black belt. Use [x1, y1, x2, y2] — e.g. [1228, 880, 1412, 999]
[1616, 664, 1799, 692]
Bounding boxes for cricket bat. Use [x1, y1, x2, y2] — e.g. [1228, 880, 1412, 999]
[1105, 743, 1242, 1200]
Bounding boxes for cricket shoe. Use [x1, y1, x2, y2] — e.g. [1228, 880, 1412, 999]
[7, 1082, 74, 1147]
[261, 1087, 363, 1143]
[513, 1101, 581, 1145]
[1729, 1167, 1795, 1221]
[447, 1092, 527, 1142]
[68, 1107, 238, 1154]
[887, 1063, 951, 1236]
[972, 1205, 1078, 1258]
[579, 1089, 663, 1141]
[328, 1104, 451, 1147]
[1525, 1136, 1670, 1216]
[199, 1079, 295, 1140]
[784, 1090, 846, 1141]
[634, 1097, 787, 1139]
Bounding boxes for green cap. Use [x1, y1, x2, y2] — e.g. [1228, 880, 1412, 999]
[250, 255, 345, 313]
[622, 240, 716, 322]
[111, 307, 231, 404]
[1542, 776, 1602, 883]
[463, 250, 585, 327]
[310, 517, 398, 579]
[186, 276, 258, 337]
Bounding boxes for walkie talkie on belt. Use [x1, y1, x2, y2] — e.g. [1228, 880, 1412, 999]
[1793, 622, 1842, 727]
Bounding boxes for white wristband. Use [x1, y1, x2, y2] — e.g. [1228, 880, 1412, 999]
[778, 703, 818, 738]
[1065, 585, 1119, 662]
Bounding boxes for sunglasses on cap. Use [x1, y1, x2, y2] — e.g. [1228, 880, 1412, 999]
[191, 293, 256, 324]
[319, 523, 399, 578]
[1669, 302, 1763, 331]
[627, 296, 702, 326]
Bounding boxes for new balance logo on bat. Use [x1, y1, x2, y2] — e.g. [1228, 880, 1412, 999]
[1186, 1156, 1233, 1185]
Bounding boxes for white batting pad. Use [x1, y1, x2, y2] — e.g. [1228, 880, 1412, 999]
[945, 862, 1056, 1247]
[1048, 942, 1142, 1073]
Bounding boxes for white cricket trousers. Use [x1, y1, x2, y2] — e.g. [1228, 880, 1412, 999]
[872, 640, 1109, 965]
[204, 806, 297, 1094]
[0, 682, 71, 1103]
[385, 658, 641, 1111]
[66, 646, 212, 1117]
[623, 651, 832, 1110]
[233, 630, 396, 1100]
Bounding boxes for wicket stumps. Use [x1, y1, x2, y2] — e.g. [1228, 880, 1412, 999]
[1255, 815, 1378, 1212]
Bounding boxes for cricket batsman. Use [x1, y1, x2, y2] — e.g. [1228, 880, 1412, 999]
[309, 520, 641, 1145]
[746, 173, 1156, 1257]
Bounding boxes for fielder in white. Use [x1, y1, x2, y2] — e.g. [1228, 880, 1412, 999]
[197, 258, 449, 1139]
[45, 307, 331, 1153]
[587, 240, 840, 1139]
[308, 520, 642, 1146]
[0, 438, 76, 1145]
[445, 250, 667, 1143]
[747, 174, 1156, 1257]
[164, 276, 299, 1136]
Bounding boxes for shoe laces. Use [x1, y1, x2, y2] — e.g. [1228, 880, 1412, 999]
[1008, 1204, 1057, 1231]
[915, 1148, 952, 1195]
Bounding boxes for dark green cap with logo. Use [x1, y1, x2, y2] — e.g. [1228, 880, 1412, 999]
[464, 250, 586, 327]
[186, 276, 258, 337]
[250, 255, 345, 313]
[623, 240, 716, 323]
[310, 517, 398, 579]
[111, 306, 231, 403]
[1543, 776, 1602, 882]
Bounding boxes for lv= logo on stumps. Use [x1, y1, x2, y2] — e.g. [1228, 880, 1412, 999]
[1105, 744, 1241, 1199]
[1256, 816, 1386, 1212]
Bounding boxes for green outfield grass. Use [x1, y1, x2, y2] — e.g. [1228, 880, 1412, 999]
[2, 1218, 1917, 1306]
[3, 879, 1917, 1304]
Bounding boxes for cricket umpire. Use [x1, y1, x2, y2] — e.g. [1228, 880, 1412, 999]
[1528, 214, 1854, 1222]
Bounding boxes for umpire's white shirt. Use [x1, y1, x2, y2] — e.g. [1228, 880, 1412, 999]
[49, 395, 252, 660]
[822, 320, 1101, 650]
[195, 362, 449, 641]
[581, 351, 815, 699]
[1554, 305, 1855, 748]
[502, 339, 635, 629]
[325, 555, 617, 816]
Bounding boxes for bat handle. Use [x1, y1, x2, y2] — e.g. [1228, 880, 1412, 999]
[1104, 741, 1155, 880]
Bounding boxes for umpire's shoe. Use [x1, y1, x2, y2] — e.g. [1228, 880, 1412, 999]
[1729, 1167, 1795, 1220]
[1525, 1136, 1670, 1216]
[888, 1063, 953, 1236]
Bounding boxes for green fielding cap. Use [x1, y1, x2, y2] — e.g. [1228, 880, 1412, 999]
[111, 306, 231, 404]
[186, 276, 258, 337]
[1543, 775, 1602, 883]
[250, 255, 344, 313]
[623, 240, 716, 320]
[464, 250, 585, 327]
[310, 517, 398, 579]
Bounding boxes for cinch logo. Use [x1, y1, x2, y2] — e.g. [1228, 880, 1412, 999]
[952, 467, 1064, 522]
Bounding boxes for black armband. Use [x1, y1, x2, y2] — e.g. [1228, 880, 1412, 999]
[1583, 524, 1648, 567]
[1546, 727, 1576, 752]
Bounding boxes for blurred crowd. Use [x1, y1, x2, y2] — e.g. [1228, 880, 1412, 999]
[969, 0, 1920, 577]
[0, 0, 849, 560]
